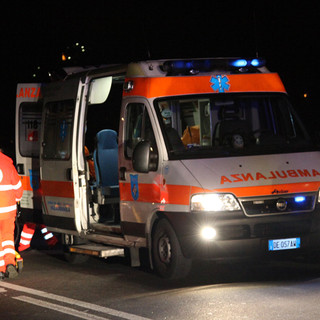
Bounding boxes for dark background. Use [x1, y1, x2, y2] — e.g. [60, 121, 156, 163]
[1, 1, 319, 155]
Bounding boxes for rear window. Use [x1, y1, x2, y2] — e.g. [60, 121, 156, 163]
[42, 100, 74, 160]
[19, 102, 42, 157]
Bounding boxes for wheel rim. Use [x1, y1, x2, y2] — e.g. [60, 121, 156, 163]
[158, 234, 171, 264]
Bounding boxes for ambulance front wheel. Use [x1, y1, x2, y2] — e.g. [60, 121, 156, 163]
[152, 219, 192, 279]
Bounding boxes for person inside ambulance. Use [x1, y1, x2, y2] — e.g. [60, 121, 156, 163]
[181, 125, 200, 146]
[161, 109, 185, 152]
[213, 104, 251, 149]
[0, 150, 23, 279]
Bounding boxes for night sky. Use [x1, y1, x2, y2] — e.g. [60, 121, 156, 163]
[1, 1, 319, 153]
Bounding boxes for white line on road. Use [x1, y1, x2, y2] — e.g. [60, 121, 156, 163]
[0, 282, 151, 320]
[14, 295, 111, 320]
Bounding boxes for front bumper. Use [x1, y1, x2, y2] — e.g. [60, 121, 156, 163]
[163, 208, 320, 259]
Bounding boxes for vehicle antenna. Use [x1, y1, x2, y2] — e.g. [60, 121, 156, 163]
[253, 6, 259, 58]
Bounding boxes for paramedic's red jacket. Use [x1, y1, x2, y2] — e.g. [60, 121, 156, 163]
[0, 152, 23, 219]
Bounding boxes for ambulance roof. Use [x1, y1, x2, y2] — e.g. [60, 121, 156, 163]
[64, 57, 269, 80]
[126, 58, 269, 78]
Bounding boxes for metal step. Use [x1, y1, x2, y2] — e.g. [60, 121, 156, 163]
[69, 244, 124, 258]
[91, 223, 122, 234]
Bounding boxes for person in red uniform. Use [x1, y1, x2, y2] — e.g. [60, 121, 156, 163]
[0, 151, 23, 279]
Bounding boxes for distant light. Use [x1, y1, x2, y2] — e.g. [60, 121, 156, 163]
[75, 42, 79, 46]
[62, 54, 67, 61]
[68, 56, 72, 60]
[303, 93, 308, 98]
[295, 196, 306, 203]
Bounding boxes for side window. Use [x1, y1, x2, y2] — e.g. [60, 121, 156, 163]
[42, 100, 74, 160]
[19, 102, 42, 157]
[124, 103, 157, 159]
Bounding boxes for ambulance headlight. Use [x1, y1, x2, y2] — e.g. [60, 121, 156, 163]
[191, 193, 241, 212]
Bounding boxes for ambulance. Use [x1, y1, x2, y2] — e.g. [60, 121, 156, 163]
[15, 58, 320, 279]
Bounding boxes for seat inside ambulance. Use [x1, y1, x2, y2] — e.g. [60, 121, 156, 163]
[93, 129, 120, 201]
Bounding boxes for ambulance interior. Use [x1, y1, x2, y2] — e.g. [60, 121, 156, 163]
[85, 76, 124, 226]
[156, 93, 313, 159]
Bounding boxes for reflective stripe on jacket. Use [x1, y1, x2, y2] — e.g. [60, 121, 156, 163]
[0, 152, 23, 219]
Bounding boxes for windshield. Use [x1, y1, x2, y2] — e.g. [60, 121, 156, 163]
[155, 93, 313, 159]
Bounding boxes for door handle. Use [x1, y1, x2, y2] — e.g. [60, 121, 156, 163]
[16, 163, 25, 175]
[66, 168, 73, 181]
[119, 167, 126, 181]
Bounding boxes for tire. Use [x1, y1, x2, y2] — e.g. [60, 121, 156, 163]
[62, 234, 89, 264]
[152, 219, 192, 279]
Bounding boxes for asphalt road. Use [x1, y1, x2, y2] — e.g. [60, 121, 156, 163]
[1, 242, 320, 320]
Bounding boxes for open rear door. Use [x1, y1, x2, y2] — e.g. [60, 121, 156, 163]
[15, 83, 43, 222]
[39, 78, 85, 233]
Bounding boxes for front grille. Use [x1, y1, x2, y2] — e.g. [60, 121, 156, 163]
[216, 225, 250, 240]
[253, 220, 312, 238]
[240, 192, 316, 217]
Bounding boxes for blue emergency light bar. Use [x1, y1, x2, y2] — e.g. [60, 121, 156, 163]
[229, 58, 265, 68]
[161, 58, 266, 75]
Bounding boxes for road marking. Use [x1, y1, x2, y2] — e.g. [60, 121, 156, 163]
[0, 282, 151, 320]
[14, 295, 111, 320]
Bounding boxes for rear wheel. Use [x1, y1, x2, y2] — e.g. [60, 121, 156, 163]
[152, 219, 192, 279]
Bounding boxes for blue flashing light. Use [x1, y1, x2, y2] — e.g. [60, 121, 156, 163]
[162, 57, 266, 75]
[230, 59, 248, 67]
[172, 61, 187, 69]
[250, 58, 265, 67]
[294, 196, 306, 203]
[250, 59, 260, 67]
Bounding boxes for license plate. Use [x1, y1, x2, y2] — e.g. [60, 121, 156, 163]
[268, 237, 301, 251]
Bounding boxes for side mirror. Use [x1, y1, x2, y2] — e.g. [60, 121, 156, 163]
[132, 141, 158, 173]
[132, 141, 151, 173]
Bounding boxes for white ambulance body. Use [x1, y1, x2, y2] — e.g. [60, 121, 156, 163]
[15, 58, 320, 279]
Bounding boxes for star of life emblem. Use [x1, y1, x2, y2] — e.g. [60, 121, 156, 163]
[210, 75, 230, 93]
